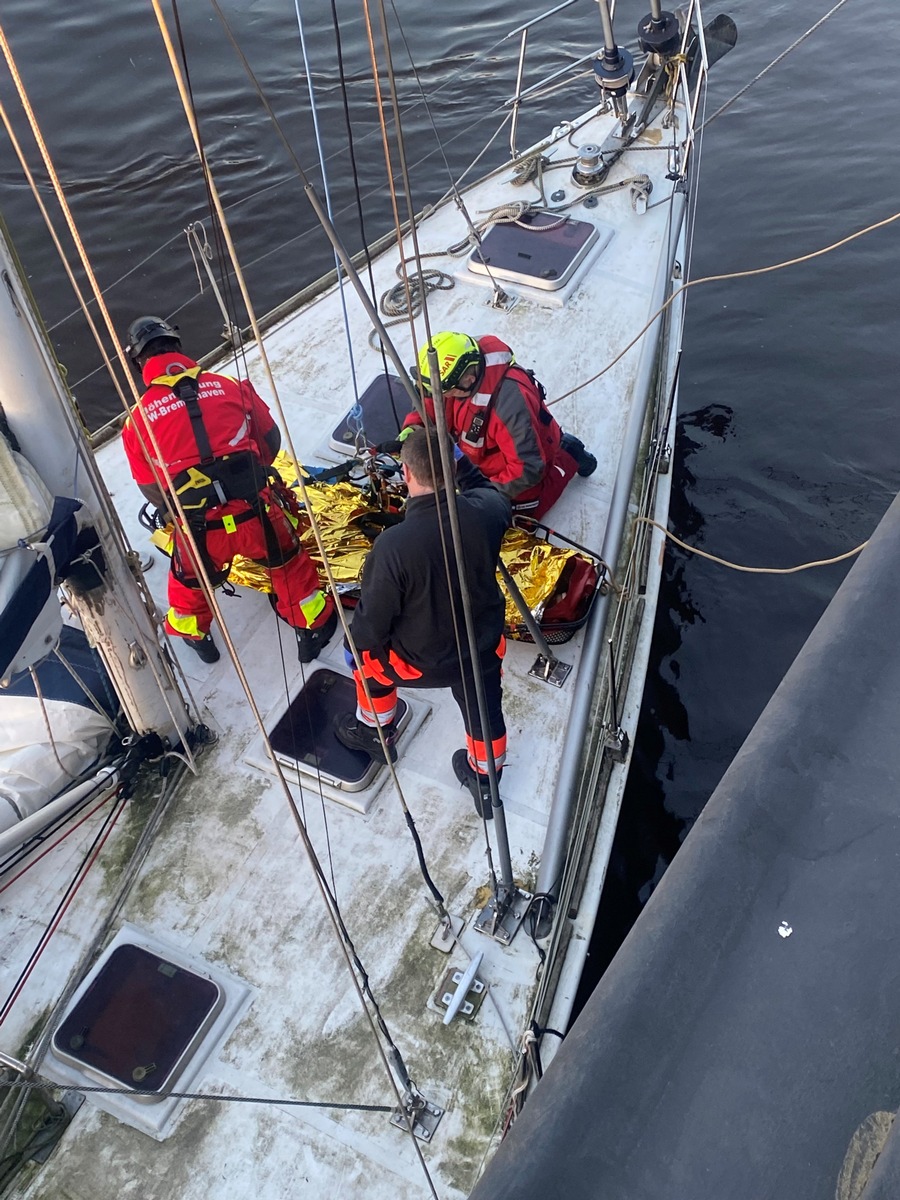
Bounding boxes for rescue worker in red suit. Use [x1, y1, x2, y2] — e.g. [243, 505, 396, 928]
[121, 316, 336, 664]
[334, 425, 510, 818]
[404, 331, 597, 519]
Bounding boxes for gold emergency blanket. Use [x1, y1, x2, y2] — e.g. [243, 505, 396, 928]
[227, 452, 378, 591]
[157, 450, 581, 619]
[497, 527, 575, 627]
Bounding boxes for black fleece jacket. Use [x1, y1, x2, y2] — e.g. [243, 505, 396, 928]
[349, 461, 511, 678]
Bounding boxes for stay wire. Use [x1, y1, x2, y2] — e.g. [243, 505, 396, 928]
[1, 1075, 393, 1113]
[547, 209, 900, 408]
[0, 789, 127, 1027]
[170, 1, 253, 390]
[0, 23, 202, 757]
[364, 15, 500, 872]
[364, 0, 507, 864]
[386, 0, 501, 273]
[326, 0, 400, 427]
[155, 14, 445, 1185]
[698, 0, 853, 134]
[292, 0, 362, 407]
[206, 0, 451, 913]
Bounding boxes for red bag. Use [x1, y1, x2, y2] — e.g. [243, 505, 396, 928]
[541, 556, 598, 624]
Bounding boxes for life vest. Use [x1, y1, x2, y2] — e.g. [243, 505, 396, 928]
[448, 335, 561, 472]
[142, 363, 268, 517]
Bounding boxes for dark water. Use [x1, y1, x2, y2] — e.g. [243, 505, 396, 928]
[2, 0, 898, 1001]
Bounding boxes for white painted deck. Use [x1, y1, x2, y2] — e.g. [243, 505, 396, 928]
[4, 92, 684, 1200]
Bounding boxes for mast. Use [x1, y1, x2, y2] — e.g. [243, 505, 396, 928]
[0, 226, 192, 746]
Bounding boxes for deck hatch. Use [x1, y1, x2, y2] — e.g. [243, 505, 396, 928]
[51, 943, 224, 1102]
[467, 212, 606, 291]
[268, 667, 409, 791]
[329, 373, 414, 455]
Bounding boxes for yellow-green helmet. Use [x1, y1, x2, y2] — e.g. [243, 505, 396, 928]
[416, 332, 484, 396]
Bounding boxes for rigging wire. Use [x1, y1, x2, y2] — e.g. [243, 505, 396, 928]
[152, 11, 445, 1187]
[547, 208, 900, 408]
[0, 1075, 393, 1113]
[292, 0, 362, 415]
[0, 29, 201, 762]
[361, 0, 505, 880]
[698, 0, 853, 133]
[0, 787, 118, 892]
[0, 790, 127, 1027]
[324, 0, 402, 429]
[0, 755, 194, 1158]
[204, 0, 453, 924]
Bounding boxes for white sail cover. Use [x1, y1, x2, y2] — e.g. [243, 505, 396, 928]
[0, 696, 112, 833]
[0, 436, 63, 681]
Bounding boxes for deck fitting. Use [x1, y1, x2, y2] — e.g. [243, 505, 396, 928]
[604, 725, 630, 763]
[528, 654, 573, 688]
[390, 1095, 445, 1142]
[474, 885, 532, 946]
[436, 953, 487, 1025]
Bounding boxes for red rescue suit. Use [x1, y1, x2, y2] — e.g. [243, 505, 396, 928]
[403, 335, 578, 517]
[122, 351, 330, 641]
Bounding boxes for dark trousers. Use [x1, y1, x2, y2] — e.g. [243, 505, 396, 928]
[354, 643, 507, 773]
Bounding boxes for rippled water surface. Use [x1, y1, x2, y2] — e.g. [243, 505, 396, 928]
[1, 0, 897, 998]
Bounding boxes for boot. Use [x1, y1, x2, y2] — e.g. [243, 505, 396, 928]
[452, 749, 497, 820]
[296, 607, 338, 664]
[184, 633, 220, 663]
[559, 432, 597, 478]
[334, 713, 398, 764]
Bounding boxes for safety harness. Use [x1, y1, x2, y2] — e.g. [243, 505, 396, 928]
[148, 368, 300, 587]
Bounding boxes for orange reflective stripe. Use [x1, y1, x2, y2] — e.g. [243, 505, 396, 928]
[387, 650, 422, 680]
[496, 635, 507, 660]
[466, 733, 508, 774]
[354, 674, 397, 725]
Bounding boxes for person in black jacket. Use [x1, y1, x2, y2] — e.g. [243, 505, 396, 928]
[335, 424, 511, 817]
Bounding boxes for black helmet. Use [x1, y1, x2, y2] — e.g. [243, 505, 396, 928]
[125, 315, 180, 364]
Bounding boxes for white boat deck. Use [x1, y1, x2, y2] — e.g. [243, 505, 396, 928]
[4, 97, 682, 1199]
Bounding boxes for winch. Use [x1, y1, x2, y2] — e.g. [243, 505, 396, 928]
[571, 144, 608, 188]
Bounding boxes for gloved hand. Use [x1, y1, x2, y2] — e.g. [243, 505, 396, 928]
[453, 442, 464, 462]
[343, 645, 355, 671]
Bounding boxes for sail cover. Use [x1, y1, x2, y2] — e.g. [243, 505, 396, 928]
[1, 624, 117, 832]
[0, 436, 81, 681]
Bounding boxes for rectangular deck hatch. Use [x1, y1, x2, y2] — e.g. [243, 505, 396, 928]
[467, 212, 606, 291]
[268, 667, 409, 791]
[329, 373, 414, 456]
[51, 944, 224, 1102]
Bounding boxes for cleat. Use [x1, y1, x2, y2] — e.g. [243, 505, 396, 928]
[334, 713, 397, 764]
[560, 432, 597, 478]
[296, 606, 338, 664]
[185, 633, 220, 663]
[452, 749, 496, 820]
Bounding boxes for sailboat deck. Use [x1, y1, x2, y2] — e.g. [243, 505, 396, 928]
[6, 99, 681, 1199]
